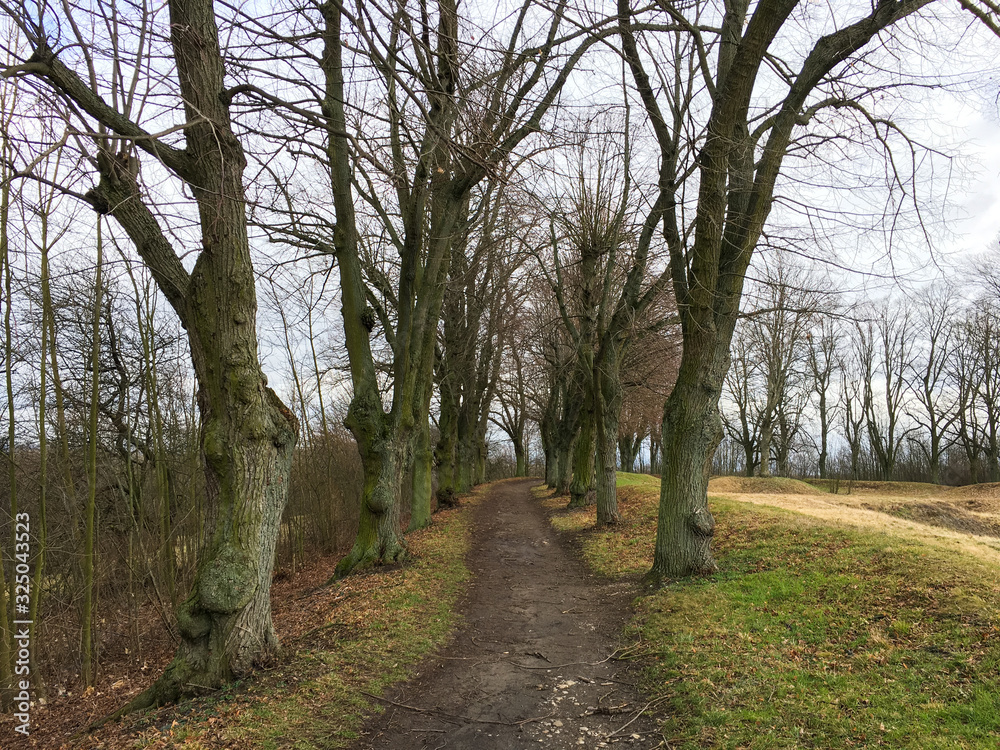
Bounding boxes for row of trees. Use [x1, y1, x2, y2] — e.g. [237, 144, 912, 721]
[1, 0, 1000, 722]
[718, 265, 1000, 486]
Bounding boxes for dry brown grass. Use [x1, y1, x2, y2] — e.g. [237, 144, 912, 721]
[808, 478, 946, 497]
[708, 479, 1000, 569]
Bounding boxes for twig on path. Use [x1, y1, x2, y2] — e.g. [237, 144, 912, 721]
[603, 696, 670, 739]
[510, 651, 619, 670]
[360, 691, 555, 727]
[469, 635, 506, 651]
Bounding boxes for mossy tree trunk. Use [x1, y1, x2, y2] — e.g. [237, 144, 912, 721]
[409, 383, 435, 531]
[435, 357, 460, 508]
[568, 384, 596, 508]
[555, 438, 575, 494]
[540, 364, 564, 487]
[22, 0, 300, 712]
[322, 1, 410, 575]
[335, 402, 407, 575]
[514, 441, 527, 478]
[552, 394, 580, 495]
[595, 339, 624, 525]
[650, 341, 727, 579]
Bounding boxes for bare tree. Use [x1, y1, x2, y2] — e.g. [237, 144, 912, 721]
[856, 304, 913, 480]
[743, 264, 817, 477]
[250, 0, 615, 576]
[956, 301, 1000, 481]
[905, 284, 959, 484]
[620, 0, 937, 579]
[840, 347, 868, 484]
[4, 0, 299, 712]
[805, 316, 840, 479]
[722, 333, 763, 477]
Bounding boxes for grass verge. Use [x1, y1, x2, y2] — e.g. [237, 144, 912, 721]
[546, 473, 1000, 749]
[96, 487, 483, 750]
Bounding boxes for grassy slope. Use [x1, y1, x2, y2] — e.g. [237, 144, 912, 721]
[552, 474, 1000, 749]
[804, 478, 946, 497]
[111, 487, 484, 750]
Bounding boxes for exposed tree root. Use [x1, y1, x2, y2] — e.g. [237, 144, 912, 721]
[330, 540, 409, 581]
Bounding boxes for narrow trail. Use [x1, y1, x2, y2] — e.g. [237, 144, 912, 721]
[349, 478, 664, 749]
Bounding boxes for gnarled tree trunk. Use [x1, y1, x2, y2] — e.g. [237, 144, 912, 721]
[22, 0, 300, 712]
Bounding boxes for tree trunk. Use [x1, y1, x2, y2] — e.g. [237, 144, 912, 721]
[543, 441, 558, 486]
[817, 390, 829, 479]
[649, 430, 661, 475]
[455, 430, 475, 493]
[91, 167, 301, 711]
[514, 440, 526, 477]
[23, 0, 303, 712]
[409, 354, 436, 530]
[335, 421, 407, 576]
[618, 432, 641, 474]
[435, 378, 459, 507]
[757, 417, 773, 477]
[541, 375, 562, 487]
[409, 413, 434, 530]
[595, 342, 624, 525]
[568, 397, 596, 508]
[552, 375, 582, 494]
[649, 344, 724, 583]
[555, 435, 575, 494]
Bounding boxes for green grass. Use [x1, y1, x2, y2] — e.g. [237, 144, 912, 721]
[616, 471, 661, 488]
[561, 473, 1000, 749]
[118, 489, 482, 750]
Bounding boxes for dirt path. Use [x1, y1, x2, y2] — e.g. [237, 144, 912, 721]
[348, 478, 663, 749]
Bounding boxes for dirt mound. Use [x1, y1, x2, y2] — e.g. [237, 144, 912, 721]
[939, 483, 1000, 514]
[944, 482, 1000, 500]
[867, 499, 1000, 538]
[708, 476, 823, 496]
[806, 479, 944, 497]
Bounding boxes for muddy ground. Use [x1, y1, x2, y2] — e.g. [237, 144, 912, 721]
[348, 478, 664, 749]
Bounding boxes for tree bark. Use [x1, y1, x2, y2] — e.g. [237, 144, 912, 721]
[757, 418, 773, 478]
[595, 341, 624, 525]
[514, 440, 527, 477]
[649, 339, 726, 582]
[335, 424, 407, 576]
[568, 384, 596, 508]
[434, 371, 459, 507]
[409, 412, 434, 530]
